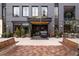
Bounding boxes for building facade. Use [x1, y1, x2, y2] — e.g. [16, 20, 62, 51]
[0, 3, 79, 37]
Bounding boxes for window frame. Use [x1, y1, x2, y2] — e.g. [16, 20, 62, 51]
[54, 7, 59, 18]
[22, 6, 29, 17]
[13, 6, 20, 17]
[41, 6, 48, 17]
[32, 6, 39, 16]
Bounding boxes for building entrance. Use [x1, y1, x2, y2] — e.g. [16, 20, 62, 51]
[31, 24, 48, 38]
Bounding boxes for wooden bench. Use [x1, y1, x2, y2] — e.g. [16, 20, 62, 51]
[0, 38, 16, 49]
[0, 38, 16, 55]
[62, 38, 79, 50]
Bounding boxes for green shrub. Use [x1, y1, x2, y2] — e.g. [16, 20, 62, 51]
[55, 32, 63, 38]
[15, 27, 21, 37]
[9, 32, 13, 37]
[2, 32, 13, 38]
[20, 27, 25, 36]
[2, 32, 6, 38]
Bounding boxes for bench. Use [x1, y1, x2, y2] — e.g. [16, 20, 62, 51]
[0, 38, 16, 49]
[62, 38, 79, 51]
[0, 38, 16, 55]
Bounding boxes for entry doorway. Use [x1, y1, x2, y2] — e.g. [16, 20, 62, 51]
[31, 24, 48, 38]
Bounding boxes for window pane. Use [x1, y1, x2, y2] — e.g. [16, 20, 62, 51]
[32, 7, 38, 16]
[42, 7, 48, 16]
[23, 7, 29, 16]
[54, 7, 58, 18]
[13, 7, 19, 16]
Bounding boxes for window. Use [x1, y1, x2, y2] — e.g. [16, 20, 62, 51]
[54, 7, 58, 18]
[64, 6, 75, 20]
[54, 3, 59, 18]
[41, 6, 48, 16]
[32, 6, 38, 16]
[13, 6, 19, 16]
[54, 3, 59, 31]
[22, 6, 29, 16]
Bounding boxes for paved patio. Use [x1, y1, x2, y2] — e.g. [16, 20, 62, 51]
[15, 38, 63, 46]
[0, 38, 78, 56]
[2, 45, 78, 56]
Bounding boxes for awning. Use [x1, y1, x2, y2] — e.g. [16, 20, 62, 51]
[31, 22, 49, 24]
[28, 17, 52, 22]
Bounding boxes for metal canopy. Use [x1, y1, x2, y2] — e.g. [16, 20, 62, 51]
[28, 17, 52, 22]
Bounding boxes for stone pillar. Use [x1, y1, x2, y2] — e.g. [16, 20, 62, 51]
[48, 4, 55, 37]
[5, 21, 13, 33]
[0, 4, 2, 37]
[28, 23, 31, 37]
[29, 6, 32, 17]
[0, 19, 2, 37]
[59, 4, 64, 33]
[75, 4, 79, 32]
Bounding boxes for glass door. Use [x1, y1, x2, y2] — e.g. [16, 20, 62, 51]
[31, 24, 48, 38]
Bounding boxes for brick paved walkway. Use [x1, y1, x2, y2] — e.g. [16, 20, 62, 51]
[3, 45, 78, 56]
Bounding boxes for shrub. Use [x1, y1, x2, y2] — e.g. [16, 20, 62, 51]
[9, 32, 13, 37]
[20, 27, 25, 37]
[55, 32, 63, 38]
[2, 32, 13, 38]
[15, 27, 21, 37]
[2, 32, 6, 38]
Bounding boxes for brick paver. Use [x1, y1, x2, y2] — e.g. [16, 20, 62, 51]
[2, 45, 78, 56]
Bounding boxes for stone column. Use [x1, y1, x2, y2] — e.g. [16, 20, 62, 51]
[48, 4, 55, 37]
[59, 4, 64, 33]
[0, 4, 2, 37]
[29, 6, 32, 17]
[28, 23, 31, 37]
[75, 4, 79, 32]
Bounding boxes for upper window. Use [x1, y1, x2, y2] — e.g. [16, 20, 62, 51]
[32, 6, 38, 16]
[13, 6, 19, 17]
[22, 6, 29, 16]
[54, 7, 58, 18]
[54, 3, 59, 18]
[41, 6, 48, 16]
[64, 6, 75, 20]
